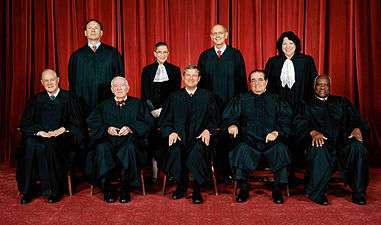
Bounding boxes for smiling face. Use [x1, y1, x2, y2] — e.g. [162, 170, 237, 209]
[84, 21, 103, 42]
[210, 24, 228, 48]
[154, 45, 169, 64]
[282, 37, 296, 59]
[314, 76, 330, 98]
[249, 71, 268, 95]
[183, 68, 200, 90]
[111, 77, 129, 99]
[41, 69, 59, 94]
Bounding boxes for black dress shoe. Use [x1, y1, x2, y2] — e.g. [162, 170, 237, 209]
[119, 192, 131, 203]
[104, 192, 115, 203]
[310, 195, 328, 205]
[192, 191, 203, 204]
[235, 189, 249, 203]
[352, 193, 366, 205]
[272, 190, 284, 204]
[20, 195, 32, 204]
[47, 194, 61, 203]
[172, 186, 187, 200]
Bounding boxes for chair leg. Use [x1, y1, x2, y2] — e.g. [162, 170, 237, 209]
[140, 170, 146, 195]
[233, 180, 238, 198]
[67, 171, 73, 196]
[211, 162, 218, 195]
[162, 174, 167, 195]
[285, 184, 290, 197]
[90, 185, 94, 196]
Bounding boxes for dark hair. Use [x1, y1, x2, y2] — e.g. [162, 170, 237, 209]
[314, 74, 331, 87]
[276, 31, 301, 55]
[248, 69, 267, 81]
[183, 64, 200, 75]
[84, 19, 104, 31]
[154, 41, 168, 50]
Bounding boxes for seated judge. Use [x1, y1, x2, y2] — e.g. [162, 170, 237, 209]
[159, 65, 220, 204]
[87, 76, 152, 203]
[223, 70, 292, 204]
[141, 41, 181, 181]
[294, 74, 369, 205]
[18, 69, 84, 204]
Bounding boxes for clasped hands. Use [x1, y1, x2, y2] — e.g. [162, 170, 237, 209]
[228, 125, 278, 143]
[107, 126, 133, 136]
[37, 127, 66, 138]
[168, 129, 211, 147]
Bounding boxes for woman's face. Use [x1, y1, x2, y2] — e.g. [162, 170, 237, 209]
[282, 37, 296, 58]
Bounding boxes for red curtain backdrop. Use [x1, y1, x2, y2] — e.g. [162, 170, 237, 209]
[1, 0, 380, 165]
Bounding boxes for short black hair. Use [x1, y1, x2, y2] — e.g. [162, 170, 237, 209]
[84, 19, 104, 31]
[248, 69, 267, 81]
[276, 31, 301, 55]
[154, 41, 168, 51]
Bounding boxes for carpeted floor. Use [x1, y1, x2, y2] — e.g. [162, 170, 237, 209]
[0, 165, 380, 225]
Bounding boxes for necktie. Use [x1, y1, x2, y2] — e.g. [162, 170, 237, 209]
[116, 100, 125, 107]
[189, 93, 193, 97]
[92, 45, 97, 52]
[50, 95, 56, 101]
[217, 50, 222, 58]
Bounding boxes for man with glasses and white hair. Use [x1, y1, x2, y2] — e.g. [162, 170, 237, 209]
[87, 76, 153, 203]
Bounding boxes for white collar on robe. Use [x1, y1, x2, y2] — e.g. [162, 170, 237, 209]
[214, 44, 227, 55]
[153, 64, 169, 82]
[280, 58, 295, 89]
[185, 87, 197, 96]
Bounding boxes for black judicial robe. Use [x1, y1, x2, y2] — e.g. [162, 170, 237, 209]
[141, 61, 181, 111]
[159, 89, 220, 184]
[198, 46, 247, 110]
[17, 90, 84, 195]
[265, 53, 317, 111]
[86, 97, 153, 187]
[222, 91, 292, 180]
[294, 96, 369, 201]
[68, 43, 124, 111]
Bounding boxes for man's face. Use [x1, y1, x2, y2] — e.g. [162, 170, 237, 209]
[85, 21, 103, 41]
[314, 77, 330, 98]
[210, 25, 228, 47]
[250, 72, 268, 95]
[183, 69, 200, 89]
[282, 37, 296, 58]
[41, 71, 59, 94]
[111, 78, 129, 99]
[154, 45, 169, 64]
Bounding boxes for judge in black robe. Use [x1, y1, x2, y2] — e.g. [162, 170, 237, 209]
[141, 42, 181, 177]
[264, 31, 318, 171]
[18, 69, 84, 204]
[198, 24, 247, 180]
[223, 70, 292, 204]
[87, 76, 152, 203]
[159, 65, 220, 204]
[68, 19, 124, 113]
[294, 75, 369, 205]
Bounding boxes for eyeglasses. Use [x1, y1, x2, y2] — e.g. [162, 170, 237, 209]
[250, 78, 266, 83]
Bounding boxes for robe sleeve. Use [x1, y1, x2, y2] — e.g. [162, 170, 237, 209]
[159, 95, 176, 137]
[128, 101, 153, 137]
[222, 95, 242, 131]
[86, 104, 108, 145]
[274, 98, 293, 138]
[234, 51, 247, 93]
[342, 97, 369, 136]
[205, 93, 221, 135]
[19, 97, 44, 137]
[65, 94, 85, 144]
[112, 49, 124, 76]
[68, 53, 77, 91]
[198, 53, 209, 90]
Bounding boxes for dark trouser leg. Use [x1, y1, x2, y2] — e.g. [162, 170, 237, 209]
[306, 145, 334, 202]
[215, 133, 234, 181]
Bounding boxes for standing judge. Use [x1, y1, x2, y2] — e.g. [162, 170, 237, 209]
[141, 42, 181, 180]
[159, 65, 220, 204]
[68, 19, 124, 113]
[18, 69, 84, 204]
[198, 24, 247, 180]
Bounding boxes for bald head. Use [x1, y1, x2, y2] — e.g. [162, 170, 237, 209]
[40, 69, 59, 94]
[111, 76, 129, 99]
[210, 24, 228, 48]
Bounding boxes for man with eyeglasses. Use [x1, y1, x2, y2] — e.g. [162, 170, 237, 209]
[223, 70, 292, 204]
[141, 42, 181, 181]
[198, 24, 247, 184]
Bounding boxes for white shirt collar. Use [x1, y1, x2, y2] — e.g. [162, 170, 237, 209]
[214, 44, 227, 54]
[185, 87, 197, 96]
[316, 96, 328, 101]
[88, 42, 101, 50]
[114, 96, 128, 102]
[48, 88, 60, 97]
